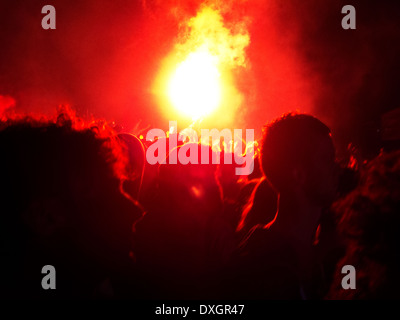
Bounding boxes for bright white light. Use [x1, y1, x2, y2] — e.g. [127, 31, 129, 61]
[168, 50, 221, 120]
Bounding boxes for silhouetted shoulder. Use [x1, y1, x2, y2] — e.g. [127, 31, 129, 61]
[226, 227, 302, 299]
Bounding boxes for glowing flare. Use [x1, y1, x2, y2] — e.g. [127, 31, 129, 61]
[168, 49, 221, 120]
[153, 5, 250, 127]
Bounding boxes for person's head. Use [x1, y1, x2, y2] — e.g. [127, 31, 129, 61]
[327, 150, 400, 299]
[335, 150, 400, 259]
[156, 143, 223, 221]
[260, 113, 338, 207]
[0, 113, 142, 295]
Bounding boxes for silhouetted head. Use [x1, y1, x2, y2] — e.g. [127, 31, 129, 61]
[156, 143, 223, 221]
[335, 150, 400, 258]
[261, 113, 338, 207]
[328, 150, 400, 299]
[0, 114, 142, 297]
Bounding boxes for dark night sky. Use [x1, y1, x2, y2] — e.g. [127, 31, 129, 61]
[1, 0, 399, 159]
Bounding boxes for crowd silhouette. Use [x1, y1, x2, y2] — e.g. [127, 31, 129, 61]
[0, 109, 398, 300]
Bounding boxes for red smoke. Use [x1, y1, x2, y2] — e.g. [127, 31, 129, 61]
[0, 0, 399, 158]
